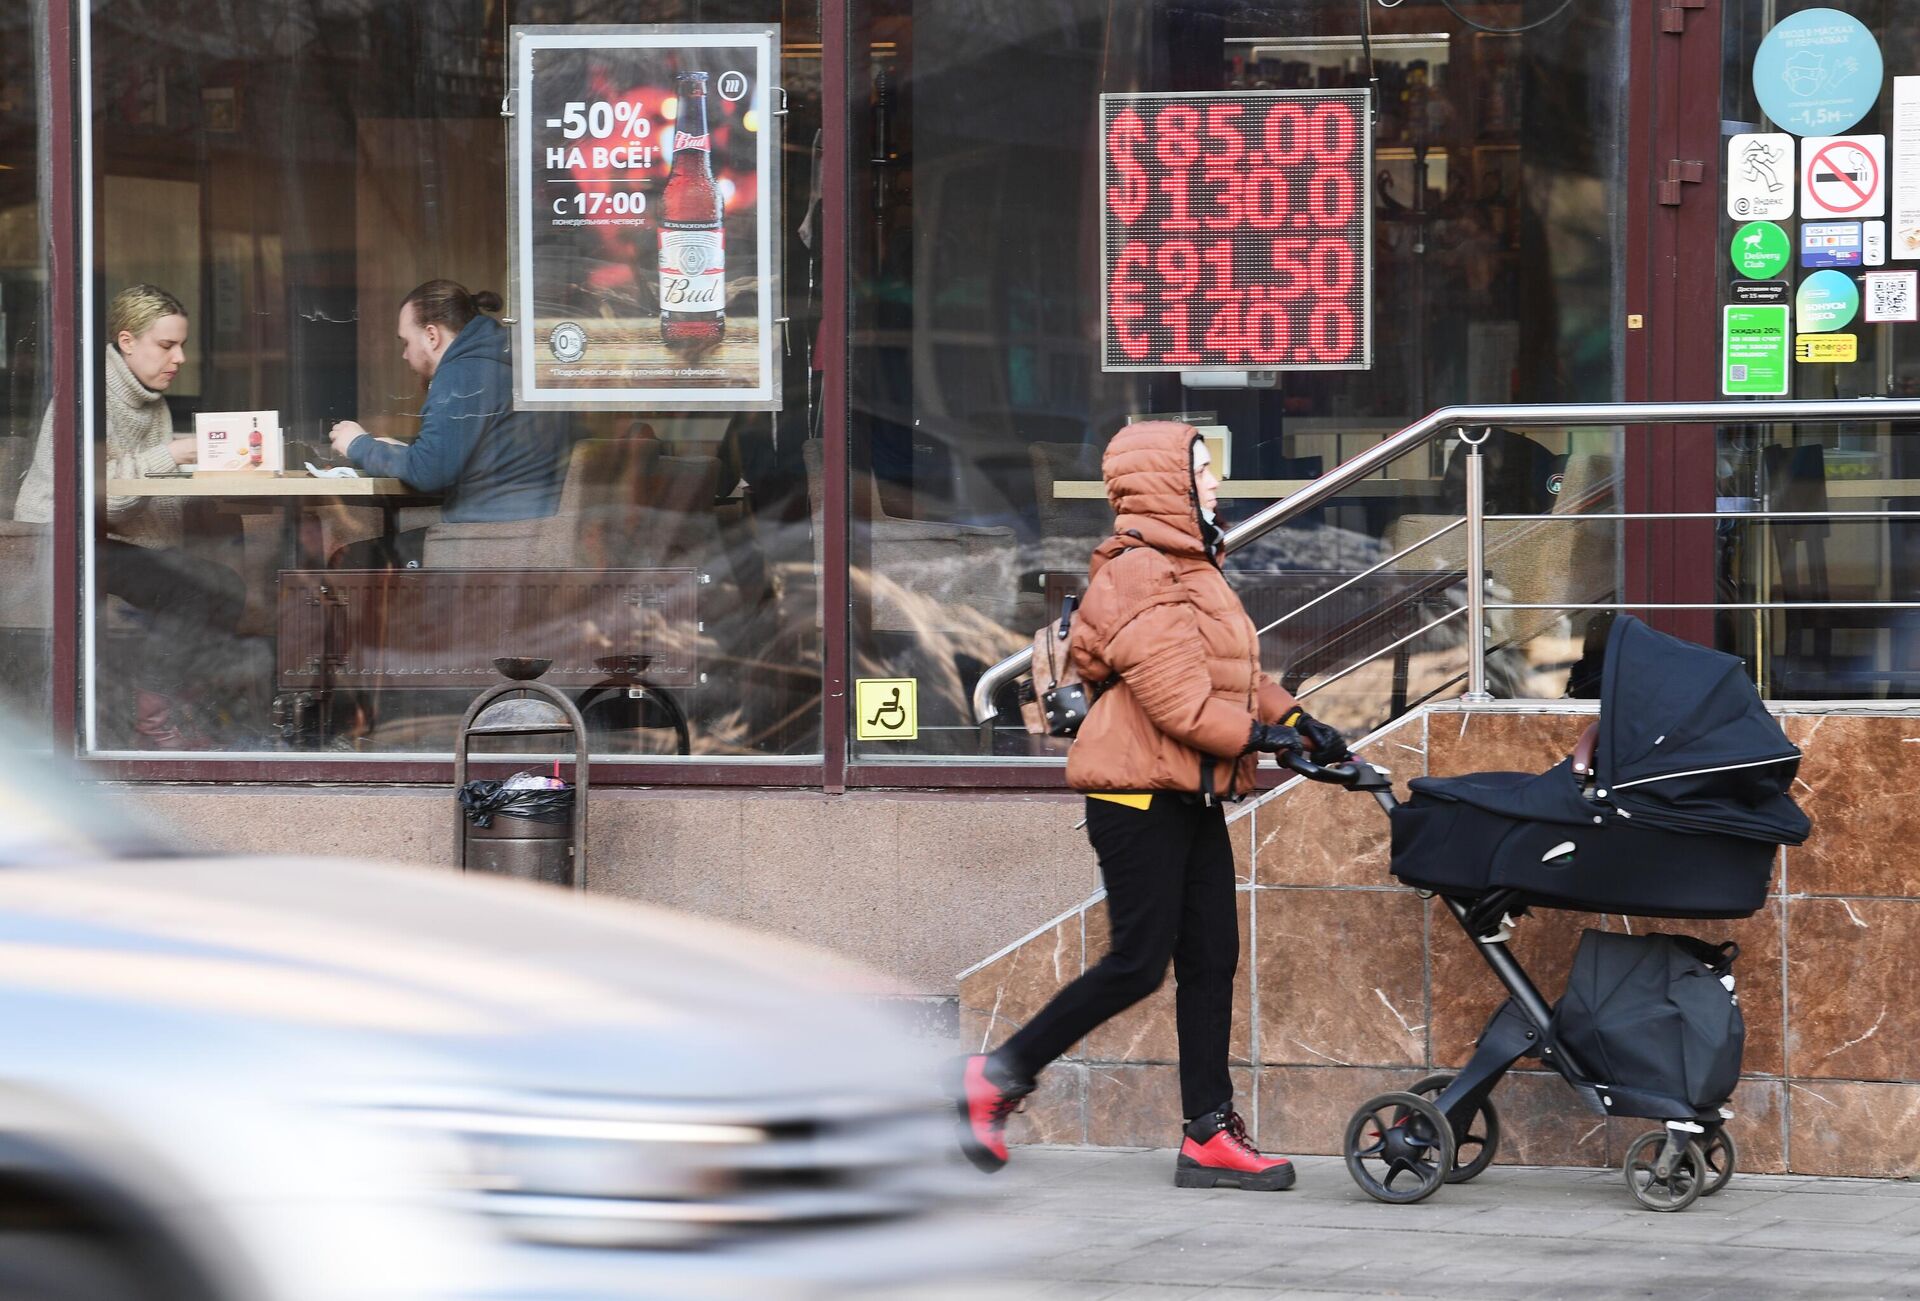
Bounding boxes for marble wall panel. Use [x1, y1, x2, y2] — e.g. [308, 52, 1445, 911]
[958, 914, 1084, 1060]
[1425, 710, 1591, 780]
[1254, 888, 1426, 1068]
[1254, 778, 1396, 888]
[1484, 1070, 1611, 1168]
[1786, 898, 1920, 1082]
[1007, 1062, 1087, 1147]
[1785, 1080, 1920, 1178]
[1084, 1064, 1258, 1148]
[1082, 891, 1252, 1065]
[1254, 1065, 1426, 1157]
[1782, 715, 1920, 898]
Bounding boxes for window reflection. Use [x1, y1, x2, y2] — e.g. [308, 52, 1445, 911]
[71, 0, 825, 758]
[0, 2, 50, 734]
[849, 0, 1627, 756]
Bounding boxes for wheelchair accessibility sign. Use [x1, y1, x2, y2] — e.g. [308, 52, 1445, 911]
[855, 678, 919, 741]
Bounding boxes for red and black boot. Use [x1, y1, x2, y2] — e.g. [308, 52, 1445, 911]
[950, 1054, 1034, 1173]
[1174, 1108, 1297, 1191]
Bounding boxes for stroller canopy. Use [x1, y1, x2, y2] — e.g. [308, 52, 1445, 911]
[1594, 615, 1808, 843]
[1410, 615, 1809, 845]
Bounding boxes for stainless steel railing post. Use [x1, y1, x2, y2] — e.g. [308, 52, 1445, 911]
[1461, 427, 1493, 702]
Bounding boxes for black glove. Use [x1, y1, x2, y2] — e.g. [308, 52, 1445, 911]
[1290, 711, 1352, 763]
[1245, 721, 1305, 756]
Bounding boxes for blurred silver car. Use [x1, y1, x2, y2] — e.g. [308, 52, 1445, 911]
[0, 749, 972, 1300]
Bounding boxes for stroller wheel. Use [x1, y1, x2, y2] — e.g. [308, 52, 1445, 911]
[1410, 1073, 1501, 1183]
[1623, 1129, 1706, 1212]
[1344, 1092, 1455, 1205]
[1700, 1128, 1737, 1196]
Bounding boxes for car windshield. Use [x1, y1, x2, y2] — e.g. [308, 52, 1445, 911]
[0, 721, 176, 865]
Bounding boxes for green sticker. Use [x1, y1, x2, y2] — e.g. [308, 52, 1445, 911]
[1796, 269, 1860, 332]
[1731, 221, 1791, 279]
[1723, 305, 1789, 396]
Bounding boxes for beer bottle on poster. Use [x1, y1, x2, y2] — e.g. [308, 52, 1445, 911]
[658, 71, 725, 353]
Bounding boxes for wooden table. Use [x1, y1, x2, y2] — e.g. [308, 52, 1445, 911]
[107, 473, 413, 498]
[108, 472, 427, 569]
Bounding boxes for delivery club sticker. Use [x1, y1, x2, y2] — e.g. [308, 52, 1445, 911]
[1732, 221, 1792, 279]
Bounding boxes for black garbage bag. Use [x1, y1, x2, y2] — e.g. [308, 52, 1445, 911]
[458, 778, 574, 828]
[1551, 930, 1745, 1112]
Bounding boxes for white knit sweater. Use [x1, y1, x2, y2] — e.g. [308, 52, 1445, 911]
[14, 347, 184, 549]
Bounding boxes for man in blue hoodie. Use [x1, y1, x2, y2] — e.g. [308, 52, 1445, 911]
[328, 280, 563, 561]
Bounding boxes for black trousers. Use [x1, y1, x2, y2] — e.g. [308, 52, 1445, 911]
[102, 539, 245, 695]
[1000, 795, 1238, 1120]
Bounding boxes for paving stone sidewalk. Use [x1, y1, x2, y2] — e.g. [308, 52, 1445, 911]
[919, 1147, 1920, 1300]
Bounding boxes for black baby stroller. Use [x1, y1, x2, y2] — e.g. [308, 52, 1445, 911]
[1287, 615, 1809, 1211]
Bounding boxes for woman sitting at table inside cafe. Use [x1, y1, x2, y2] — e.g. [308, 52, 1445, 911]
[327, 279, 563, 567]
[14, 283, 247, 749]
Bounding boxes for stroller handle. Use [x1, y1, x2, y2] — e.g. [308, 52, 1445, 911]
[1280, 751, 1399, 813]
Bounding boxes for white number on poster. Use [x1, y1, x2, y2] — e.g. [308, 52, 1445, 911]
[1801, 135, 1886, 219]
[1728, 133, 1794, 220]
[1864, 270, 1918, 323]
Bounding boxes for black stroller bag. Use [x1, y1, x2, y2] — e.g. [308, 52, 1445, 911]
[1552, 930, 1745, 1113]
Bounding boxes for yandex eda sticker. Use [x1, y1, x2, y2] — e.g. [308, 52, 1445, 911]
[1801, 135, 1885, 218]
[1728, 134, 1795, 219]
[854, 679, 918, 741]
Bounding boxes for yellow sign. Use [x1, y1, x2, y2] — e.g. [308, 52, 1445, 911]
[1795, 334, 1858, 363]
[855, 678, 918, 741]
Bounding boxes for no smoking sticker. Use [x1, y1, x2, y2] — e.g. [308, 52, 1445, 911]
[1801, 134, 1885, 218]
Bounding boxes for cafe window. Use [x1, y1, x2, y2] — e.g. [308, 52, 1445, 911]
[75, 0, 825, 761]
[848, 0, 1630, 761]
[0, 1, 51, 738]
[1716, 1, 1920, 700]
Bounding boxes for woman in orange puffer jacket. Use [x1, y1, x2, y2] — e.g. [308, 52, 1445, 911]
[955, 421, 1351, 1191]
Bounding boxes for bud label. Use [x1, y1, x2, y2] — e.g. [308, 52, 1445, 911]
[659, 228, 725, 309]
[672, 131, 710, 153]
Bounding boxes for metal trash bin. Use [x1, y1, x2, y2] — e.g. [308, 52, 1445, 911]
[460, 783, 576, 885]
[455, 657, 589, 890]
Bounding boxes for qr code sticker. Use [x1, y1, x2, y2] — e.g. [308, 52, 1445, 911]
[1867, 272, 1917, 323]
[1730, 364, 1749, 381]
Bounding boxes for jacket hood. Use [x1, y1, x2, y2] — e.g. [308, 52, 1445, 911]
[438, 313, 509, 374]
[1094, 421, 1212, 573]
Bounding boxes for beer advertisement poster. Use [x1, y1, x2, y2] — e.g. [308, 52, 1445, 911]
[510, 25, 781, 410]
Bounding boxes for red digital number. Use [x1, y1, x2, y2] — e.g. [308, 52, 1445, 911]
[1313, 103, 1357, 160]
[1160, 308, 1201, 363]
[1106, 109, 1150, 224]
[1311, 304, 1357, 361]
[1155, 241, 1202, 296]
[1203, 302, 1245, 363]
[1241, 169, 1290, 229]
[1312, 239, 1356, 294]
[1155, 105, 1202, 168]
[1110, 242, 1151, 359]
[1268, 237, 1310, 301]
[1200, 167, 1243, 230]
[1204, 103, 1246, 163]
[1243, 290, 1289, 365]
[1309, 170, 1357, 226]
[1263, 102, 1309, 166]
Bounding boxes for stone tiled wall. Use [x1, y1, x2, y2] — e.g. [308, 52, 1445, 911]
[957, 705, 1920, 1178]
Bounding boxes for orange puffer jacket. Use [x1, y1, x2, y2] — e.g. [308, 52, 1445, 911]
[1064, 421, 1299, 798]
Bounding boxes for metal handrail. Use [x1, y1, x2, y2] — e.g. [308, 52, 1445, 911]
[972, 397, 1920, 725]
